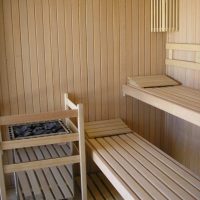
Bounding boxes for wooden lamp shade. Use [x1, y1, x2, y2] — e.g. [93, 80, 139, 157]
[151, 0, 179, 32]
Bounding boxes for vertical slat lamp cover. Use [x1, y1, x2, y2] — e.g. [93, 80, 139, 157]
[151, 0, 179, 32]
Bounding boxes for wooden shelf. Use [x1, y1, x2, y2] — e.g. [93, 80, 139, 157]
[14, 144, 74, 200]
[123, 84, 200, 127]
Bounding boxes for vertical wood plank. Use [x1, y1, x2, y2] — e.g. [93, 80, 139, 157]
[35, 0, 47, 112]
[86, 0, 95, 121]
[100, 0, 108, 120]
[0, 128, 6, 200]
[119, 0, 126, 121]
[27, 0, 40, 113]
[19, 0, 34, 114]
[57, 0, 67, 110]
[113, 0, 120, 118]
[11, 0, 26, 114]
[72, 0, 82, 104]
[132, 0, 139, 132]
[49, 0, 61, 111]
[125, 0, 133, 128]
[64, 0, 75, 102]
[3, 0, 18, 114]
[107, 0, 115, 120]
[93, 0, 102, 121]
[42, 0, 54, 111]
[0, 0, 10, 115]
[79, 0, 89, 121]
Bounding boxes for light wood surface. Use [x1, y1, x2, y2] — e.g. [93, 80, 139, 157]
[1, 133, 79, 150]
[4, 155, 80, 174]
[0, 0, 165, 133]
[0, 128, 6, 200]
[77, 104, 87, 200]
[0, 110, 77, 126]
[86, 119, 200, 200]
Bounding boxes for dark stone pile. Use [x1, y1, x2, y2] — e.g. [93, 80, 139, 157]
[12, 121, 69, 138]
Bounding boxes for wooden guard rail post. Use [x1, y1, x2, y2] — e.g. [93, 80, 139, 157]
[0, 93, 87, 200]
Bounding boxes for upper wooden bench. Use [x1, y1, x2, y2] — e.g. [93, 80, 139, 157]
[123, 83, 200, 127]
[123, 43, 200, 127]
[85, 119, 200, 200]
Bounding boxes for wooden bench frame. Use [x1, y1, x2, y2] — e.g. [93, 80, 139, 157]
[0, 94, 87, 200]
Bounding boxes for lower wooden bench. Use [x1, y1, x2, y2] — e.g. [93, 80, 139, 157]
[85, 119, 200, 200]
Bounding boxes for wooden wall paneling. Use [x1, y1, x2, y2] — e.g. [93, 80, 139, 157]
[57, 0, 68, 110]
[11, 0, 26, 114]
[27, 0, 40, 113]
[93, 0, 101, 121]
[119, 0, 126, 122]
[0, 0, 10, 115]
[113, 0, 120, 119]
[19, 0, 34, 114]
[64, 0, 75, 104]
[100, 0, 108, 120]
[86, 0, 95, 121]
[72, 0, 82, 105]
[132, 0, 139, 133]
[35, 0, 48, 112]
[125, 0, 133, 128]
[49, 0, 61, 111]
[3, 0, 18, 115]
[42, 0, 54, 112]
[107, 0, 115, 120]
[0, 0, 167, 152]
[79, 0, 89, 121]
[166, 0, 200, 176]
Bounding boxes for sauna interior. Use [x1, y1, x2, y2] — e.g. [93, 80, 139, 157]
[0, 0, 200, 199]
